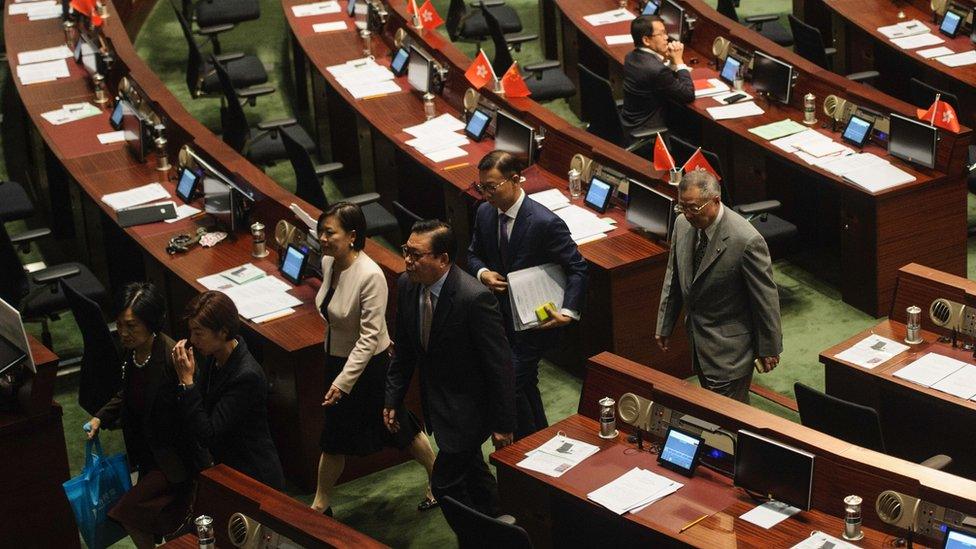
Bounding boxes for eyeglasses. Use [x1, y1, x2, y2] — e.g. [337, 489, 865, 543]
[474, 174, 516, 195]
[401, 245, 436, 262]
[650, 31, 668, 38]
[674, 200, 711, 215]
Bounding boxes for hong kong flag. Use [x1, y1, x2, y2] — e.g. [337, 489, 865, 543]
[417, 0, 444, 30]
[916, 96, 960, 133]
[465, 49, 496, 89]
[683, 148, 721, 180]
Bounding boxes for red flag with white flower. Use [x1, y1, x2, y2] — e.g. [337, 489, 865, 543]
[653, 133, 675, 171]
[500, 62, 531, 98]
[683, 148, 721, 180]
[465, 49, 496, 89]
[71, 0, 103, 25]
[916, 95, 960, 133]
[417, 0, 444, 30]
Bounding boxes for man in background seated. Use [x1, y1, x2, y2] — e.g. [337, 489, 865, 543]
[621, 15, 695, 141]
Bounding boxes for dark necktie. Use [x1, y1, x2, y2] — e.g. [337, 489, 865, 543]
[693, 230, 709, 275]
[421, 288, 432, 350]
[498, 211, 511, 267]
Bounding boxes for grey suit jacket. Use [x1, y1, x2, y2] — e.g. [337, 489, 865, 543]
[655, 207, 783, 381]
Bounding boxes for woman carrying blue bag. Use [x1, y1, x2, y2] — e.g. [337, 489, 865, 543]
[83, 283, 198, 548]
[63, 437, 132, 549]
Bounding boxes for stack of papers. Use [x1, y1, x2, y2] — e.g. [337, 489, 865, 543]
[694, 78, 730, 98]
[101, 183, 171, 212]
[893, 352, 976, 399]
[936, 50, 976, 67]
[517, 434, 600, 477]
[605, 34, 632, 45]
[17, 58, 69, 86]
[706, 101, 764, 121]
[834, 334, 908, 369]
[508, 263, 567, 331]
[817, 153, 889, 177]
[40, 102, 102, 125]
[528, 189, 570, 211]
[582, 8, 635, 26]
[749, 119, 809, 141]
[841, 162, 916, 193]
[326, 57, 400, 99]
[877, 19, 929, 39]
[740, 501, 801, 529]
[9, 0, 61, 20]
[770, 130, 854, 166]
[291, 1, 340, 16]
[403, 114, 469, 163]
[554, 204, 615, 243]
[17, 45, 73, 66]
[587, 467, 683, 515]
[891, 33, 943, 50]
[198, 265, 302, 321]
[918, 46, 955, 59]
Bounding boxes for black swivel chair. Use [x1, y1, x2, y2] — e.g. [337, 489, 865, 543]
[716, 0, 793, 47]
[211, 56, 316, 167]
[172, 1, 268, 98]
[667, 135, 798, 256]
[440, 496, 533, 549]
[182, 0, 260, 36]
[577, 63, 663, 154]
[446, 0, 522, 44]
[61, 280, 122, 416]
[794, 383, 953, 470]
[482, 7, 574, 103]
[0, 181, 35, 222]
[0, 223, 107, 349]
[788, 15, 879, 84]
[280, 127, 400, 242]
[391, 201, 423, 241]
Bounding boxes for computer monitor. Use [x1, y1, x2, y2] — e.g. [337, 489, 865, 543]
[751, 51, 793, 105]
[971, 7, 976, 44]
[626, 180, 675, 242]
[118, 99, 147, 163]
[734, 430, 815, 511]
[0, 297, 33, 375]
[642, 0, 661, 15]
[203, 177, 238, 232]
[493, 110, 535, 165]
[74, 35, 99, 75]
[719, 55, 743, 85]
[660, 0, 684, 41]
[407, 45, 434, 94]
[943, 526, 976, 549]
[889, 112, 938, 169]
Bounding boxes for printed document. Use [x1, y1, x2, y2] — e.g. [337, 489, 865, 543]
[936, 50, 976, 67]
[292, 1, 340, 16]
[740, 501, 801, 529]
[101, 183, 171, 212]
[891, 33, 944, 50]
[517, 434, 600, 477]
[790, 531, 862, 549]
[833, 334, 908, 369]
[877, 19, 929, 39]
[17, 45, 72, 66]
[893, 352, 968, 387]
[583, 8, 635, 26]
[930, 364, 976, 399]
[507, 263, 567, 331]
[587, 467, 683, 515]
[706, 101, 764, 121]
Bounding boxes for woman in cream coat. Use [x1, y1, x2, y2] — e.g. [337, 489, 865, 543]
[311, 202, 437, 516]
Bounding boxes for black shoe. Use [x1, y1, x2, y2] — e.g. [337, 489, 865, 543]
[417, 497, 439, 511]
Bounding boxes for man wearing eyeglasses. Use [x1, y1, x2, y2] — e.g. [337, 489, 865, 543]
[621, 15, 695, 143]
[466, 151, 587, 440]
[655, 170, 782, 403]
[385, 220, 515, 517]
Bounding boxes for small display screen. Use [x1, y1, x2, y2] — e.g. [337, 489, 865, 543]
[176, 168, 199, 202]
[658, 427, 704, 475]
[280, 245, 308, 285]
[584, 176, 613, 213]
[642, 0, 660, 15]
[465, 109, 491, 141]
[110, 101, 124, 130]
[347, 0, 356, 16]
[941, 10, 962, 37]
[842, 115, 873, 147]
[719, 56, 741, 84]
[391, 47, 410, 76]
[944, 527, 976, 549]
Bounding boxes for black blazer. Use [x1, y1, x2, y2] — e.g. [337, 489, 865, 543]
[176, 337, 284, 490]
[466, 196, 588, 349]
[96, 334, 191, 484]
[385, 266, 516, 453]
[620, 49, 695, 137]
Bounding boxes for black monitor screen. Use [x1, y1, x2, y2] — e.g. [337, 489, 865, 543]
[0, 333, 28, 376]
[626, 180, 675, 242]
[751, 51, 793, 105]
[203, 177, 236, 232]
[407, 45, 433, 94]
[944, 527, 976, 549]
[119, 100, 146, 163]
[889, 112, 937, 169]
[642, 0, 660, 15]
[660, 0, 684, 41]
[734, 430, 815, 511]
[494, 110, 535, 164]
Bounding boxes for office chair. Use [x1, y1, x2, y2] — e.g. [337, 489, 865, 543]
[61, 280, 122, 417]
[211, 56, 316, 167]
[172, 1, 268, 98]
[482, 7, 574, 103]
[182, 0, 260, 36]
[0, 222, 107, 349]
[0, 181, 35, 222]
[391, 201, 423, 241]
[787, 15, 880, 84]
[667, 135, 798, 256]
[577, 63, 663, 154]
[794, 383, 953, 470]
[446, 0, 522, 44]
[716, 0, 793, 48]
[439, 496, 533, 549]
[280, 127, 400, 242]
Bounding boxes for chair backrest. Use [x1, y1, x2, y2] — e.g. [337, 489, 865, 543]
[61, 280, 122, 416]
[391, 200, 423, 238]
[667, 135, 735, 206]
[577, 64, 625, 146]
[0, 223, 29, 309]
[171, 0, 204, 97]
[483, 7, 514, 77]
[281, 126, 327, 211]
[788, 15, 829, 69]
[446, 0, 467, 41]
[716, 0, 739, 21]
[909, 77, 961, 112]
[439, 496, 533, 549]
[210, 56, 251, 153]
[794, 382, 886, 453]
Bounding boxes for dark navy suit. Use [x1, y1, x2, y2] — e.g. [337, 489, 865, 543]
[466, 193, 587, 439]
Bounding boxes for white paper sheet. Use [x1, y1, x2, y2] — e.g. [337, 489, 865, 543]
[587, 467, 682, 515]
[17, 58, 69, 85]
[583, 8, 635, 26]
[930, 364, 976, 399]
[796, 139, 849, 158]
[517, 434, 600, 477]
[41, 102, 103, 125]
[507, 263, 567, 329]
[17, 45, 72, 65]
[292, 1, 340, 17]
[894, 352, 968, 387]
[817, 153, 890, 177]
[706, 101, 764, 121]
[164, 204, 202, 223]
[694, 78, 730, 98]
[917, 46, 955, 59]
[97, 130, 126, 144]
[405, 132, 469, 153]
[403, 114, 467, 138]
[770, 129, 831, 153]
[877, 19, 929, 39]
[101, 183, 171, 212]
[313, 21, 347, 32]
[936, 50, 976, 67]
[345, 79, 401, 99]
[553, 204, 614, 242]
[833, 334, 909, 369]
[528, 189, 570, 211]
[891, 33, 944, 49]
[605, 34, 632, 45]
[790, 531, 862, 549]
[842, 162, 916, 193]
[8, 0, 55, 15]
[423, 146, 467, 163]
[740, 501, 801, 529]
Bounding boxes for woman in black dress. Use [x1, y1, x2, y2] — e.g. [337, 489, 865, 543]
[311, 202, 437, 515]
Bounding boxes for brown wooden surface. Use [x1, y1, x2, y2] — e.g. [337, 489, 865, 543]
[551, 0, 970, 317]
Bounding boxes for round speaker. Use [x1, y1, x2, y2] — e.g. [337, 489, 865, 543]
[931, 0, 947, 14]
[712, 36, 730, 60]
[394, 28, 407, 49]
[463, 88, 480, 113]
[876, 491, 905, 525]
[822, 95, 840, 117]
[177, 145, 194, 169]
[227, 513, 250, 547]
[570, 154, 594, 183]
[930, 298, 952, 327]
[275, 220, 297, 250]
[618, 393, 641, 424]
[118, 76, 131, 96]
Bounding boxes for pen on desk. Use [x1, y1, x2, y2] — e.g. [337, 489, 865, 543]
[442, 162, 469, 171]
[678, 513, 711, 533]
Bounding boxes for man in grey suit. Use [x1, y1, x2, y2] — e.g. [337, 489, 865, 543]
[655, 171, 782, 403]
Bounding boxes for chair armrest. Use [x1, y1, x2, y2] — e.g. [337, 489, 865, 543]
[744, 13, 779, 24]
[920, 454, 952, 471]
[470, 0, 505, 7]
[256, 118, 296, 131]
[10, 227, 51, 247]
[33, 264, 80, 285]
[196, 23, 235, 35]
[239, 85, 277, 101]
[630, 127, 665, 141]
[346, 192, 382, 206]
[824, 47, 837, 58]
[315, 162, 344, 177]
[846, 70, 880, 84]
[214, 52, 245, 63]
[736, 200, 781, 215]
[504, 32, 539, 46]
[523, 60, 561, 73]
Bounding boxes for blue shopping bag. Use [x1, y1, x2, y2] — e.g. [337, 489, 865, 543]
[62, 437, 132, 549]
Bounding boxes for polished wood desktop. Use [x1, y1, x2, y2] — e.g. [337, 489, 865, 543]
[548, 0, 971, 317]
[492, 352, 976, 547]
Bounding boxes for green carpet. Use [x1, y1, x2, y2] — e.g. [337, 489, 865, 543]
[8, 0, 971, 546]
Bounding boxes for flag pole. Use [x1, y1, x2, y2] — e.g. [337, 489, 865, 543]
[930, 93, 940, 126]
[411, 0, 423, 30]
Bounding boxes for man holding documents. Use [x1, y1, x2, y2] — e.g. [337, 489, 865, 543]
[467, 151, 588, 439]
[655, 171, 782, 403]
[621, 15, 695, 141]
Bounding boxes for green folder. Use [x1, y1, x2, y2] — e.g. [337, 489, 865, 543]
[748, 119, 809, 140]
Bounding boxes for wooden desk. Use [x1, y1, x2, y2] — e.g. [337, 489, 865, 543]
[492, 352, 976, 547]
[548, 0, 971, 317]
[0, 338, 78, 547]
[284, 0, 695, 377]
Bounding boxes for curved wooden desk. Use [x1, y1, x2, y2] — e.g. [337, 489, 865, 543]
[549, 0, 971, 317]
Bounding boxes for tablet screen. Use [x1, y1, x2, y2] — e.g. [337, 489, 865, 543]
[110, 101, 124, 130]
[941, 10, 962, 36]
[176, 167, 199, 202]
[944, 527, 976, 549]
[658, 426, 704, 475]
[347, 0, 356, 16]
[280, 245, 308, 284]
[391, 47, 409, 76]
[642, 0, 660, 15]
[719, 56, 741, 84]
[842, 115, 873, 147]
[584, 177, 613, 213]
[465, 109, 491, 141]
